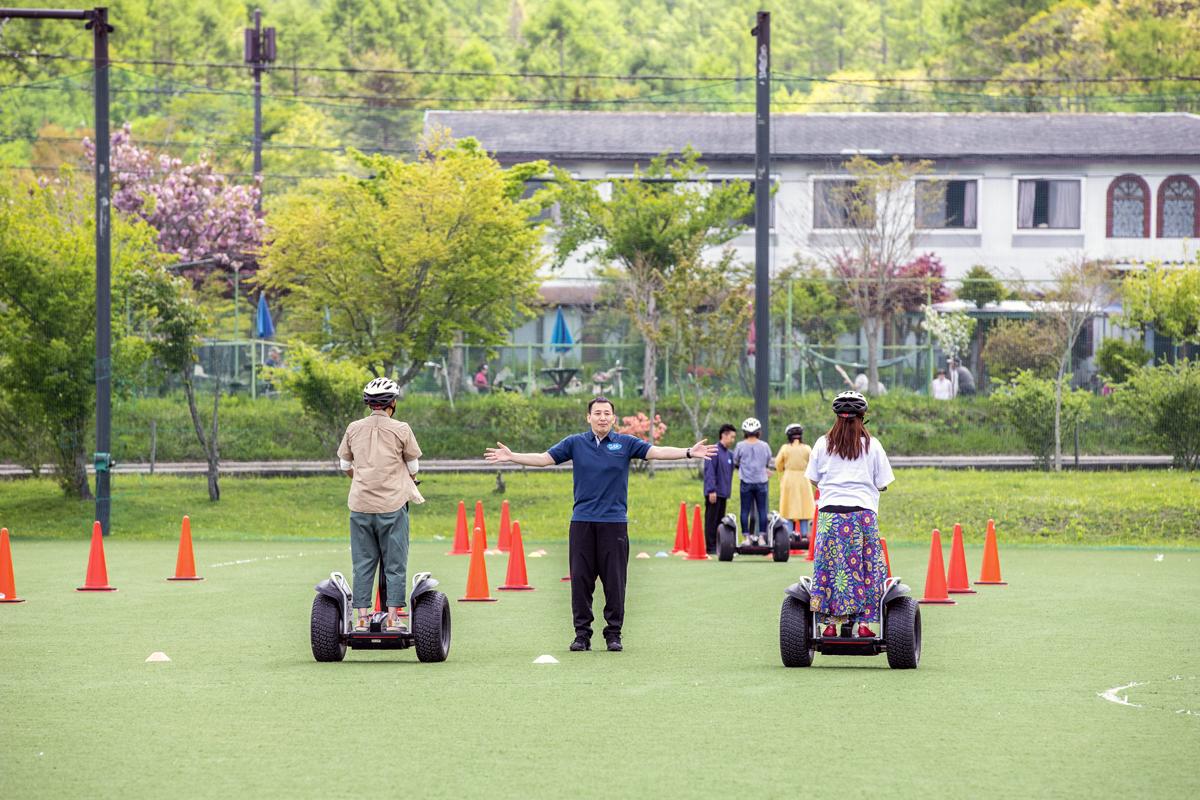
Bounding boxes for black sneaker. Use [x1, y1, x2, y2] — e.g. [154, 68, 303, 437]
[606, 637, 623, 652]
[569, 636, 591, 652]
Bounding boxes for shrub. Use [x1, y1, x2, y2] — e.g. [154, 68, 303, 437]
[991, 371, 1091, 467]
[982, 319, 1060, 383]
[1095, 337, 1151, 385]
[263, 344, 370, 453]
[1116, 360, 1200, 469]
[958, 265, 1006, 308]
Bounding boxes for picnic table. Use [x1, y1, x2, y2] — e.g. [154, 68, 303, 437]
[539, 366, 579, 395]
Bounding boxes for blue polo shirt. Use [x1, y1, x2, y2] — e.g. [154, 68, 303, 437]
[547, 430, 652, 522]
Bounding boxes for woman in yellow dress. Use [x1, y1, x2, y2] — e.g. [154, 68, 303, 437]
[776, 423, 815, 537]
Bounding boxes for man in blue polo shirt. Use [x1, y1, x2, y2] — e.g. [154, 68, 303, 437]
[485, 396, 715, 652]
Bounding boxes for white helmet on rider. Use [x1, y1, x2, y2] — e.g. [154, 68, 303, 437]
[362, 377, 400, 407]
[741, 417, 762, 435]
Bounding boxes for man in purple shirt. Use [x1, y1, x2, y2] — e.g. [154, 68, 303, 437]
[702, 424, 737, 555]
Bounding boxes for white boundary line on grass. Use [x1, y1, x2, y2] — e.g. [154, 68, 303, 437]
[209, 547, 346, 568]
[1098, 681, 1146, 708]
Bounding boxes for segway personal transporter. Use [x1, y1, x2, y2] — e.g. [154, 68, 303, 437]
[778, 575, 921, 669]
[716, 509, 795, 562]
[310, 565, 451, 663]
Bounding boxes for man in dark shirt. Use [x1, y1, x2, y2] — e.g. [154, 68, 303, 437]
[702, 423, 737, 554]
[485, 396, 715, 652]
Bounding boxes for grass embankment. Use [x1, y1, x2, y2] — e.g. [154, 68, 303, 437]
[1, 542, 1197, 798]
[2, 469, 1197, 546]
[102, 391, 1151, 462]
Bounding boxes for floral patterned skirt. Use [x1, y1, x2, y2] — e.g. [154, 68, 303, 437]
[809, 510, 887, 623]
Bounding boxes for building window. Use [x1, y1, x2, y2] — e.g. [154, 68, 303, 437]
[916, 179, 978, 229]
[1158, 175, 1199, 238]
[1017, 179, 1081, 229]
[813, 179, 874, 229]
[1107, 176, 1150, 238]
[521, 179, 556, 223]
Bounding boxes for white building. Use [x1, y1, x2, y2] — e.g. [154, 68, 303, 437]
[424, 110, 1200, 285]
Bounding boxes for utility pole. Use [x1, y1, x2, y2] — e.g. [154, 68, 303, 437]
[244, 8, 275, 214]
[751, 11, 771, 440]
[0, 6, 113, 533]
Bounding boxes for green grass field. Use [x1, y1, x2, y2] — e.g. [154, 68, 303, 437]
[3, 468, 1199, 545]
[1, 538, 1198, 798]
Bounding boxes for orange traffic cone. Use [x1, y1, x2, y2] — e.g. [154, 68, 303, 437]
[805, 507, 818, 562]
[672, 501, 689, 554]
[919, 529, 955, 605]
[499, 521, 534, 590]
[0, 528, 25, 603]
[947, 523, 976, 594]
[686, 504, 709, 560]
[77, 521, 117, 592]
[459, 526, 497, 602]
[497, 500, 513, 553]
[448, 501, 470, 555]
[373, 585, 407, 615]
[473, 500, 489, 551]
[975, 518, 1007, 585]
[880, 536, 892, 579]
[167, 515, 203, 581]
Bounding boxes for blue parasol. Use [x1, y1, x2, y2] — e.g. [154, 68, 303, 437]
[256, 293, 275, 339]
[550, 306, 574, 353]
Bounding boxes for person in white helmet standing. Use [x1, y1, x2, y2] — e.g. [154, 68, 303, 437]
[336, 378, 425, 634]
[733, 417, 774, 545]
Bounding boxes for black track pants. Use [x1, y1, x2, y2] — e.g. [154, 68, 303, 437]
[569, 520, 629, 640]
[704, 496, 727, 554]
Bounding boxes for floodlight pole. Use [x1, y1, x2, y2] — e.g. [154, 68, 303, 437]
[0, 7, 114, 534]
[751, 11, 771, 440]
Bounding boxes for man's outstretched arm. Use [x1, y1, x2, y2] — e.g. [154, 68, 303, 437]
[485, 441, 555, 467]
[646, 439, 717, 461]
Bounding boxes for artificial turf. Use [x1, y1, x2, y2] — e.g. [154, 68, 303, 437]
[3, 468, 1200, 545]
[1, 539, 1197, 798]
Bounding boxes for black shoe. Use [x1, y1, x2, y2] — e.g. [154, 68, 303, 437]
[569, 636, 591, 652]
[606, 637, 623, 652]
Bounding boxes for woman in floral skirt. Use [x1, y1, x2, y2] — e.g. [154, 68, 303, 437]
[804, 391, 895, 638]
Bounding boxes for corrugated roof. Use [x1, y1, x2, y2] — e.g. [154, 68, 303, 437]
[424, 110, 1200, 161]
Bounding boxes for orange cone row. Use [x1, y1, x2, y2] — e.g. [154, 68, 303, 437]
[917, 519, 1006, 605]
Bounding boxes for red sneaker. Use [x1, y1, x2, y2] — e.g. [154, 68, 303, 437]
[822, 624, 837, 638]
[856, 624, 875, 639]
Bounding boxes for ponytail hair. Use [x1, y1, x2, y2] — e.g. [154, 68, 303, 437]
[826, 415, 870, 460]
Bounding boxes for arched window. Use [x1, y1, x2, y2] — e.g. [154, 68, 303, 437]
[1107, 175, 1149, 238]
[1158, 175, 1199, 238]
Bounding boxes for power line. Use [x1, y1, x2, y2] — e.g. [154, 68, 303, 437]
[5, 50, 1200, 86]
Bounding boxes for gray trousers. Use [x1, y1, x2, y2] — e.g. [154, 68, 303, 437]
[349, 507, 409, 609]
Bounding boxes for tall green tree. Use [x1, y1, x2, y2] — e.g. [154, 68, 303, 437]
[0, 173, 167, 497]
[554, 147, 752, 418]
[1119, 260, 1200, 346]
[259, 135, 550, 386]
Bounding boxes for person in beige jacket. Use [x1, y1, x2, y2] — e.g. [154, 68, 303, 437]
[337, 378, 424, 634]
[775, 423, 815, 537]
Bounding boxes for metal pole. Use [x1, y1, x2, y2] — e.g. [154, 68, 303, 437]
[91, 7, 113, 535]
[233, 266, 240, 383]
[785, 277, 792, 398]
[752, 11, 771, 440]
[252, 8, 263, 214]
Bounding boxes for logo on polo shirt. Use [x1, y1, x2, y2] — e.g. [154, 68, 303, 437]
[606, 442, 622, 451]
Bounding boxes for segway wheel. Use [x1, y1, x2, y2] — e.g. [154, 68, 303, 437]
[884, 596, 921, 669]
[412, 590, 451, 663]
[310, 594, 346, 662]
[717, 526, 735, 562]
[772, 524, 790, 563]
[779, 596, 814, 667]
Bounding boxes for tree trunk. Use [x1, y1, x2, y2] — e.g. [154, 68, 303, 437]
[1053, 362, 1066, 473]
[641, 293, 658, 402]
[447, 332, 466, 395]
[865, 318, 881, 395]
[207, 368, 221, 501]
[70, 438, 93, 500]
[182, 369, 221, 501]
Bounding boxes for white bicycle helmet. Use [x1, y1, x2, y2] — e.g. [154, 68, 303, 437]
[784, 423, 804, 440]
[362, 377, 400, 406]
[832, 390, 868, 417]
[741, 417, 762, 435]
